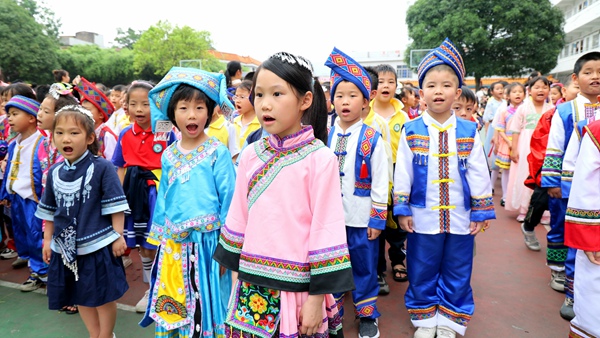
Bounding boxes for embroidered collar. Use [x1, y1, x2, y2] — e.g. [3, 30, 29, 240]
[63, 150, 90, 171]
[268, 125, 315, 151]
[334, 119, 363, 136]
[422, 111, 456, 130]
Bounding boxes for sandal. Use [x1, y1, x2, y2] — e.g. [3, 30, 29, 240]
[60, 305, 78, 314]
[392, 265, 408, 282]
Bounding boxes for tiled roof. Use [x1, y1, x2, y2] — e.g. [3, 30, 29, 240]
[208, 50, 261, 66]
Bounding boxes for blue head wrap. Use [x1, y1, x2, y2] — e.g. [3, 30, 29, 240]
[149, 67, 235, 132]
[417, 38, 466, 88]
[324, 47, 371, 101]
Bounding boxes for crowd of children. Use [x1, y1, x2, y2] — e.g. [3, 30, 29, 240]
[0, 41, 599, 338]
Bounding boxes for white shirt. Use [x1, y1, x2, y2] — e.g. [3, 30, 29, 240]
[7, 130, 42, 200]
[329, 120, 389, 228]
[95, 123, 118, 161]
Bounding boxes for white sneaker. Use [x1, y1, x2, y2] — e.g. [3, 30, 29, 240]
[0, 248, 18, 259]
[122, 256, 133, 269]
[437, 326, 456, 338]
[550, 270, 566, 293]
[413, 326, 436, 338]
[135, 290, 150, 313]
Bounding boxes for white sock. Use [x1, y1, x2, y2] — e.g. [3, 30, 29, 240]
[501, 170, 510, 199]
[141, 256, 153, 284]
[490, 169, 499, 190]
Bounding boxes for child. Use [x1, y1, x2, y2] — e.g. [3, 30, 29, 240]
[549, 83, 564, 106]
[507, 76, 553, 221]
[207, 104, 240, 160]
[35, 104, 129, 338]
[112, 80, 175, 312]
[493, 83, 525, 206]
[233, 80, 260, 149]
[213, 52, 353, 338]
[399, 86, 420, 120]
[107, 84, 130, 135]
[564, 119, 600, 338]
[393, 38, 495, 338]
[371, 64, 410, 286]
[138, 67, 236, 336]
[75, 77, 118, 160]
[482, 81, 506, 192]
[0, 95, 50, 291]
[452, 86, 479, 124]
[325, 47, 389, 338]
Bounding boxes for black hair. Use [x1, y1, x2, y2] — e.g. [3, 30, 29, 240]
[35, 85, 50, 103]
[573, 52, 600, 76]
[53, 69, 69, 83]
[251, 53, 327, 144]
[112, 84, 126, 92]
[5, 83, 36, 100]
[95, 83, 110, 95]
[375, 64, 397, 82]
[489, 81, 505, 94]
[399, 87, 415, 101]
[529, 76, 551, 88]
[54, 109, 100, 155]
[227, 61, 242, 77]
[237, 80, 253, 92]
[364, 66, 379, 94]
[44, 92, 79, 112]
[125, 80, 154, 103]
[166, 84, 215, 130]
[243, 72, 255, 82]
[459, 86, 477, 104]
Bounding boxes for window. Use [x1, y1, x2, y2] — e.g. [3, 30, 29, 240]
[396, 65, 412, 79]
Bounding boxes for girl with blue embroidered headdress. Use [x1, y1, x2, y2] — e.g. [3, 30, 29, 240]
[213, 52, 354, 338]
[139, 67, 236, 337]
[36, 104, 130, 338]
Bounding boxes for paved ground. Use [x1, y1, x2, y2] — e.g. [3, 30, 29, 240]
[0, 178, 571, 337]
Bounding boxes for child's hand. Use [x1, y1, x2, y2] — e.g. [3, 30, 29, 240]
[548, 187, 562, 199]
[510, 150, 519, 163]
[470, 221, 485, 235]
[112, 236, 127, 257]
[584, 251, 600, 265]
[367, 227, 382, 240]
[220, 265, 227, 276]
[43, 239, 52, 264]
[298, 294, 324, 336]
[493, 146, 499, 155]
[398, 216, 414, 233]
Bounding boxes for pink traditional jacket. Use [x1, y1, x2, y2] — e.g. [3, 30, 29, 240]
[214, 126, 354, 294]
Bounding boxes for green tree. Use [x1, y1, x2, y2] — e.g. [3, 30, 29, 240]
[114, 27, 143, 49]
[17, 0, 61, 42]
[0, 0, 59, 83]
[133, 20, 219, 76]
[405, 0, 565, 88]
[57, 45, 136, 86]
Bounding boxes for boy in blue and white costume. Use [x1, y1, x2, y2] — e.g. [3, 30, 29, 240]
[325, 47, 390, 338]
[393, 38, 495, 338]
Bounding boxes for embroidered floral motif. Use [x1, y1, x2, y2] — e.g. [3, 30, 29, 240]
[166, 139, 220, 185]
[439, 305, 471, 327]
[155, 295, 188, 318]
[163, 213, 220, 242]
[226, 281, 280, 337]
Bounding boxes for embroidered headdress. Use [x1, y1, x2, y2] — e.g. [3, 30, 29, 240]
[74, 77, 115, 122]
[325, 47, 371, 101]
[5, 95, 40, 117]
[49, 82, 75, 100]
[417, 38, 466, 88]
[149, 67, 234, 132]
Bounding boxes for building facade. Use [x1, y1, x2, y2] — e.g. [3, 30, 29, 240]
[549, 0, 600, 81]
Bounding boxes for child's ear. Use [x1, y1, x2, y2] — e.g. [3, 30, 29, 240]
[362, 97, 369, 110]
[300, 91, 313, 111]
[454, 88, 463, 100]
[87, 132, 95, 146]
[29, 115, 37, 124]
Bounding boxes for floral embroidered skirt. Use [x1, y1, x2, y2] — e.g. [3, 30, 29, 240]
[225, 280, 342, 338]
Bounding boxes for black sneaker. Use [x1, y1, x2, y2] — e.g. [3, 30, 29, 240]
[358, 318, 379, 338]
[377, 274, 389, 295]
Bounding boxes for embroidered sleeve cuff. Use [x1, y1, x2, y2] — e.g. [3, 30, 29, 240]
[309, 244, 354, 294]
[101, 200, 130, 215]
[565, 207, 600, 251]
[393, 192, 412, 216]
[213, 244, 240, 272]
[470, 210, 496, 222]
[35, 207, 55, 221]
[368, 202, 388, 230]
[309, 268, 355, 295]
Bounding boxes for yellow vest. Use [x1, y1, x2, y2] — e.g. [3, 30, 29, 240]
[207, 115, 230, 146]
[234, 115, 261, 149]
[369, 98, 407, 163]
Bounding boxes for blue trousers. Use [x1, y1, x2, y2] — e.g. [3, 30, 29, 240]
[334, 227, 380, 319]
[11, 195, 47, 277]
[547, 197, 575, 299]
[405, 232, 474, 336]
